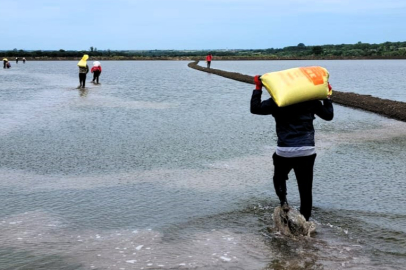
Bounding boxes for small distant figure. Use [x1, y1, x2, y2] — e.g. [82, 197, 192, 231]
[23, 57, 26, 64]
[91, 61, 102, 84]
[77, 54, 89, 88]
[78, 64, 89, 88]
[206, 53, 213, 69]
[6, 61, 11, 69]
[16, 57, 19, 64]
[3, 58, 7, 69]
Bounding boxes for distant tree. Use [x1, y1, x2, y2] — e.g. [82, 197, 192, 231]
[354, 42, 370, 50]
[3, 40, 405, 60]
[342, 49, 364, 57]
[312, 46, 323, 55]
[32, 50, 44, 57]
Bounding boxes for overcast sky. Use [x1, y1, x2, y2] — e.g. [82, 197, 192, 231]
[1, 0, 405, 50]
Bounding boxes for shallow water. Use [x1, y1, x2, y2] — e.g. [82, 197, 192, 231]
[0, 60, 405, 269]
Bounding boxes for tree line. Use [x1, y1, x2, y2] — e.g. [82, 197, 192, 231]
[2, 41, 406, 59]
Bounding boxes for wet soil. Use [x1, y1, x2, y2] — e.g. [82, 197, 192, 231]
[188, 61, 406, 122]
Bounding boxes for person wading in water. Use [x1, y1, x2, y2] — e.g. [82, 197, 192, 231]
[250, 75, 334, 221]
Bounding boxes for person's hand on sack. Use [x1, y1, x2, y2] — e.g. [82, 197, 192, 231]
[254, 75, 262, 90]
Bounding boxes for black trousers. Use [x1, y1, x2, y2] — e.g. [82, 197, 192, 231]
[92, 71, 101, 83]
[207, 61, 211, 68]
[79, 73, 86, 88]
[272, 153, 316, 221]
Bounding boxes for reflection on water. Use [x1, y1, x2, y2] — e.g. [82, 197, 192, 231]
[79, 88, 88, 97]
[0, 61, 405, 269]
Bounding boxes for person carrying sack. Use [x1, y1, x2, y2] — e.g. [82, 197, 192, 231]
[250, 75, 334, 221]
[77, 55, 89, 88]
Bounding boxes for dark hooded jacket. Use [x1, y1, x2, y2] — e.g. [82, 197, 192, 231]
[250, 90, 334, 147]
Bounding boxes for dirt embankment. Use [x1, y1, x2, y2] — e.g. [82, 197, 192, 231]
[188, 61, 406, 122]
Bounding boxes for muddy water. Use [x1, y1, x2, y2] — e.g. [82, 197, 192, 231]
[0, 61, 405, 269]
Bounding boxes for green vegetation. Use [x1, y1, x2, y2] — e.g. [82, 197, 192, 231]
[2, 41, 406, 60]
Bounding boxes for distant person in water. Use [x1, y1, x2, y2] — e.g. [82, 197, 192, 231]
[23, 57, 26, 63]
[77, 54, 89, 88]
[3, 58, 7, 68]
[206, 53, 213, 69]
[16, 57, 19, 64]
[78, 63, 89, 88]
[91, 61, 102, 84]
[6, 61, 11, 68]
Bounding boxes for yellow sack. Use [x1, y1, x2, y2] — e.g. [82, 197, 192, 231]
[260, 66, 332, 107]
[77, 54, 89, 68]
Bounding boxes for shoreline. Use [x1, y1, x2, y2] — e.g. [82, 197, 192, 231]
[3, 56, 406, 61]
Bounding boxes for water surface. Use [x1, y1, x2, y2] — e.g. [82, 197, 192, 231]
[0, 60, 405, 269]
